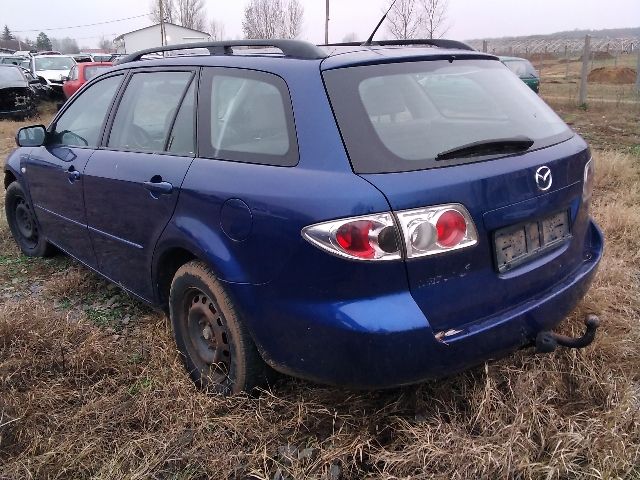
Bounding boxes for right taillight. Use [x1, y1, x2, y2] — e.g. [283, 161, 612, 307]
[395, 204, 478, 259]
[583, 157, 594, 202]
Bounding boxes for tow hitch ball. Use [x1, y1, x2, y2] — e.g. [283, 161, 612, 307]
[535, 314, 600, 353]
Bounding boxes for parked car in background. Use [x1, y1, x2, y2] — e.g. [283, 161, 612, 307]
[4, 40, 602, 394]
[63, 62, 113, 98]
[91, 54, 112, 62]
[20, 67, 52, 99]
[72, 54, 94, 63]
[0, 55, 28, 65]
[28, 54, 76, 97]
[499, 56, 540, 92]
[0, 64, 40, 119]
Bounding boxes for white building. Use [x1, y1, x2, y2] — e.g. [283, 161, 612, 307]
[115, 23, 211, 54]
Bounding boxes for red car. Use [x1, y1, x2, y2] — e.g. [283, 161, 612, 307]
[62, 62, 112, 98]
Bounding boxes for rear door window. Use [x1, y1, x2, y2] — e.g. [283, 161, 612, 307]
[107, 71, 194, 153]
[199, 68, 298, 166]
[167, 80, 196, 156]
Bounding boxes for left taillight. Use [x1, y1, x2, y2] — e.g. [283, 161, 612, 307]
[301, 213, 401, 261]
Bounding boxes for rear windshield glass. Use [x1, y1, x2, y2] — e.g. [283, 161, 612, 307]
[35, 56, 75, 71]
[502, 59, 537, 77]
[323, 59, 572, 174]
[85, 65, 111, 80]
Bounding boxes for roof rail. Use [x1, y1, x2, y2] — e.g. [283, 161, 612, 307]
[323, 39, 475, 52]
[118, 40, 327, 64]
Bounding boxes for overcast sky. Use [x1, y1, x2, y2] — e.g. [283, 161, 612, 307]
[3, 0, 639, 48]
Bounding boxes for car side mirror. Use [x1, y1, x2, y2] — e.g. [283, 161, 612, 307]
[16, 125, 47, 147]
[62, 76, 69, 82]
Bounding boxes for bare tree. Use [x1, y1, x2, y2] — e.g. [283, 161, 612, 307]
[52, 37, 80, 54]
[283, 0, 304, 39]
[150, 0, 176, 24]
[342, 32, 358, 43]
[243, 0, 283, 39]
[98, 36, 114, 52]
[385, 0, 423, 40]
[242, 0, 304, 39]
[422, 0, 449, 39]
[209, 19, 226, 41]
[175, 0, 207, 31]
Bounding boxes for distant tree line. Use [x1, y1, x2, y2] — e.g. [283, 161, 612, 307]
[2, 24, 115, 53]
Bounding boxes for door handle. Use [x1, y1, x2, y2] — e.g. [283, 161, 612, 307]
[68, 166, 81, 182]
[143, 179, 173, 195]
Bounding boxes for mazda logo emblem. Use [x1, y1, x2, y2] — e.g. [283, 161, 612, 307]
[535, 166, 552, 191]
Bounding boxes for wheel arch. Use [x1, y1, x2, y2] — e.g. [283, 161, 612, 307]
[153, 246, 199, 313]
[4, 169, 17, 190]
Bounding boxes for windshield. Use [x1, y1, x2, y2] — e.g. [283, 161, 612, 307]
[323, 59, 572, 173]
[0, 67, 25, 83]
[85, 65, 111, 80]
[503, 59, 538, 77]
[34, 56, 75, 71]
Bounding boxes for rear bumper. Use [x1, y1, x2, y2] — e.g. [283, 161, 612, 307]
[233, 219, 603, 389]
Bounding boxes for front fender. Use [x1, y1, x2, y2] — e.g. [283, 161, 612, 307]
[4, 148, 31, 191]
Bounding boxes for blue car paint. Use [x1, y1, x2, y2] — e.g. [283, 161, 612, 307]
[4, 45, 604, 388]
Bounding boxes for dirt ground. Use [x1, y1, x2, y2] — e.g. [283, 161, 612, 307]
[587, 66, 637, 84]
[0, 93, 639, 478]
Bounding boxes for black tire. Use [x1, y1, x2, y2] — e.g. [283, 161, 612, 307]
[169, 260, 267, 395]
[5, 181, 54, 257]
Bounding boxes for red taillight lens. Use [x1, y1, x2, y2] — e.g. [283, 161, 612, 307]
[335, 221, 375, 259]
[436, 210, 467, 247]
[302, 213, 401, 261]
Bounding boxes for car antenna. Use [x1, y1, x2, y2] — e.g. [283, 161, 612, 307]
[363, 0, 398, 46]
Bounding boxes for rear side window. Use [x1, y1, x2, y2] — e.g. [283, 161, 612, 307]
[199, 68, 298, 166]
[108, 71, 194, 153]
[52, 74, 123, 147]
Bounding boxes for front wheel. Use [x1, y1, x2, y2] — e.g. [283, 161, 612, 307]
[169, 260, 267, 395]
[5, 181, 54, 257]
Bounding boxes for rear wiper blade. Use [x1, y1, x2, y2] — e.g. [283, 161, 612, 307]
[435, 136, 534, 161]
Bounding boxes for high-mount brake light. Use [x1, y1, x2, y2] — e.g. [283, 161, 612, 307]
[302, 213, 401, 261]
[395, 204, 478, 258]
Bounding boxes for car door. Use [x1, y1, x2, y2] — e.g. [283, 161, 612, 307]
[63, 64, 79, 98]
[25, 73, 124, 267]
[83, 68, 197, 301]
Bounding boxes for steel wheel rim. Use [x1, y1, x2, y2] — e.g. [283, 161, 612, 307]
[182, 288, 231, 384]
[14, 197, 38, 248]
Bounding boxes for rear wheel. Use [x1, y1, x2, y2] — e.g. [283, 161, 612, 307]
[5, 181, 54, 257]
[169, 260, 267, 395]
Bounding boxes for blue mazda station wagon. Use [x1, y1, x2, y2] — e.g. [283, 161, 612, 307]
[3, 39, 603, 394]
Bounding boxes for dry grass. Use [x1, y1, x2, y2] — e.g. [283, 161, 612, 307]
[0, 118, 639, 477]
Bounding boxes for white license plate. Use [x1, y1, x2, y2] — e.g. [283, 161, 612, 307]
[494, 210, 571, 272]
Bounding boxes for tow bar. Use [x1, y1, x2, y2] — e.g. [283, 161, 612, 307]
[535, 314, 600, 353]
